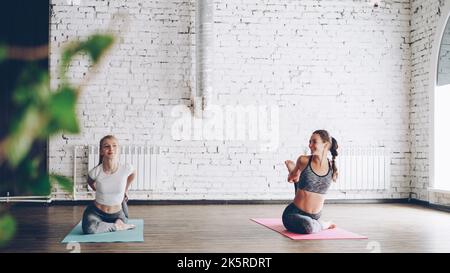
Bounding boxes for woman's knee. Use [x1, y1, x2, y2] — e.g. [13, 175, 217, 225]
[283, 214, 317, 234]
[301, 218, 322, 234]
[82, 221, 97, 234]
[82, 213, 101, 234]
[82, 220, 116, 234]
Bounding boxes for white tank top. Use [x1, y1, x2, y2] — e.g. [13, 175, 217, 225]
[88, 163, 135, 206]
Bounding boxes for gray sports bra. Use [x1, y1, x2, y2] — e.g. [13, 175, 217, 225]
[295, 156, 333, 194]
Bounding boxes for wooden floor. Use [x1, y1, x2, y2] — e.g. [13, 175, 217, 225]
[1, 203, 450, 253]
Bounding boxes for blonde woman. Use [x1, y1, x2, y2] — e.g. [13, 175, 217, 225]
[82, 135, 136, 234]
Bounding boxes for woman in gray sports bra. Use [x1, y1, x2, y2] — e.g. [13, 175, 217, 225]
[282, 129, 339, 234]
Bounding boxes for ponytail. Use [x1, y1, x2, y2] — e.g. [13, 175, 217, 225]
[330, 137, 339, 182]
[312, 129, 339, 182]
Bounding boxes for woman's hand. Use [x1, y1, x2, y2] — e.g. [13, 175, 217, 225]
[87, 176, 96, 191]
[285, 160, 300, 183]
[287, 169, 300, 183]
[124, 191, 129, 202]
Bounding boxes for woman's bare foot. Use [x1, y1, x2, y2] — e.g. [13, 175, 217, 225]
[115, 219, 136, 231]
[285, 160, 296, 172]
[321, 221, 337, 230]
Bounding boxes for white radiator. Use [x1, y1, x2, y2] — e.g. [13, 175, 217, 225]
[329, 146, 391, 191]
[87, 145, 160, 192]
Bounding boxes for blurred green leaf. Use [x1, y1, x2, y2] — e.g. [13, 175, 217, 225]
[4, 106, 44, 167]
[1, 32, 116, 249]
[4, 65, 51, 167]
[0, 214, 16, 247]
[50, 174, 73, 194]
[84, 34, 115, 63]
[0, 44, 6, 62]
[49, 87, 79, 134]
[60, 46, 79, 79]
[28, 157, 41, 179]
[60, 34, 114, 83]
[13, 66, 50, 106]
[30, 174, 51, 196]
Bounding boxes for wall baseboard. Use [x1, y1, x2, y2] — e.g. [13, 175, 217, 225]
[7, 198, 450, 213]
[51, 198, 426, 205]
[409, 198, 450, 213]
[50, 198, 415, 206]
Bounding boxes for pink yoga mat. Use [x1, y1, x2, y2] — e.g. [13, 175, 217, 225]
[251, 218, 368, 240]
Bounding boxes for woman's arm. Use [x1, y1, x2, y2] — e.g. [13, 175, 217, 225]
[124, 171, 136, 200]
[287, 156, 306, 183]
[87, 176, 96, 191]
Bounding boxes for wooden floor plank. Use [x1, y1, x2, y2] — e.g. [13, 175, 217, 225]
[1, 203, 449, 253]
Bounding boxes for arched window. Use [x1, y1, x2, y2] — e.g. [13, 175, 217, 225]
[432, 5, 450, 191]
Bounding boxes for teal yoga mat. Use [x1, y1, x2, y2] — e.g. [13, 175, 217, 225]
[61, 219, 144, 243]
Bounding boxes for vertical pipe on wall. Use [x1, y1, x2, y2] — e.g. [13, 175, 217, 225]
[194, 0, 214, 116]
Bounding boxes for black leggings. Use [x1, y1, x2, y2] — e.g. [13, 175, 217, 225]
[282, 203, 323, 234]
[82, 201, 128, 234]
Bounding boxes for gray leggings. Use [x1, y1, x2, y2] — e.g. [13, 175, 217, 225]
[82, 201, 128, 234]
[282, 203, 323, 234]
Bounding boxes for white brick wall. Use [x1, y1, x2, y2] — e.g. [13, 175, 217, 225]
[50, 0, 413, 200]
[410, 0, 450, 206]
